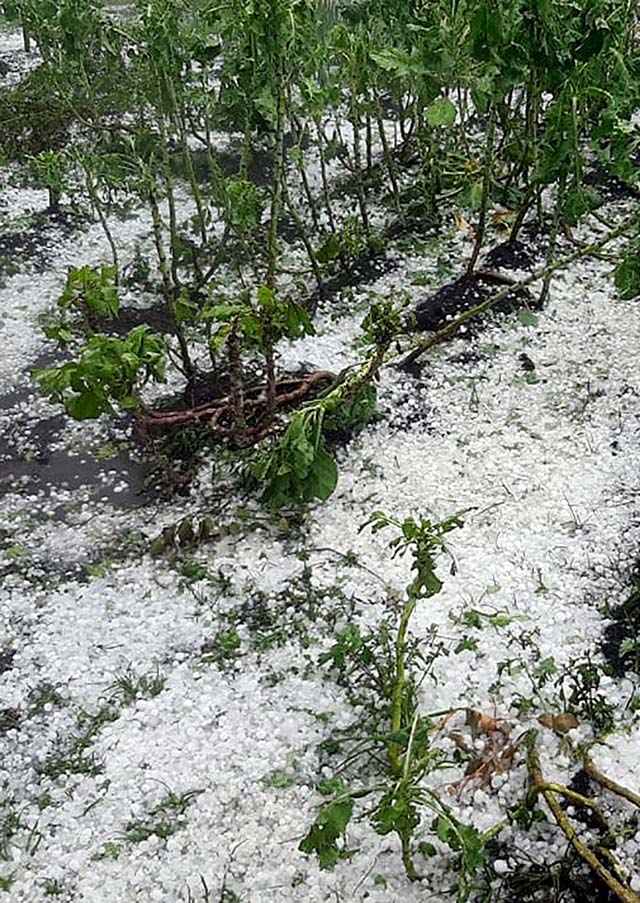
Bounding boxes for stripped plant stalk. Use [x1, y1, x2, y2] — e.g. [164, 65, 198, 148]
[148, 178, 195, 380]
[372, 83, 404, 223]
[467, 107, 496, 276]
[281, 176, 325, 293]
[313, 112, 337, 231]
[84, 169, 119, 279]
[526, 731, 639, 903]
[401, 209, 640, 369]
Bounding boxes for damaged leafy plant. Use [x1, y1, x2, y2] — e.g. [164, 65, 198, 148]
[33, 325, 166, 420]
[299, 509, 489, 899]
[202, 284, 316, 431]
[39, 264, 120, 343]
[254, 295, 401, 506]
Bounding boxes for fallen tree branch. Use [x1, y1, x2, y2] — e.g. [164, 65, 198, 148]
[140, 371, 336, 430]
[400, 210, 639, 370]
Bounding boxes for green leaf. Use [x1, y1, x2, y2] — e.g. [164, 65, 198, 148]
[319, 799, 353, 835]
[317, 778, 348, 797]
[373, 787, 420, 837]
[6, 546, 30, 560]
[263, 770, 296, 790]
[562, 185, 602, 226]
[299, 797, 354, 870]
[257, 410, 339, 508]
[517, 309, 539, 327]
[66, 391, 107, 419]
[369, 48, 413, 78]
[425, 96, 457, 128]
[419, 841, 437, 859]
[304, 445, 338, 502]
[316, 233, 342, 264]
[614, 241, 640, 300]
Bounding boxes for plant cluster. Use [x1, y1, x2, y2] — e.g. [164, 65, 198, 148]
[299, 511, 494, 898]
[6, 0, 637, 506]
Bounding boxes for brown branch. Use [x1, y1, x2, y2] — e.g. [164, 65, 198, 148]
[139, 371, 336, 430]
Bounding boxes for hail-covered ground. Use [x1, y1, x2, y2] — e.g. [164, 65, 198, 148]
[2, 19, 640, 903]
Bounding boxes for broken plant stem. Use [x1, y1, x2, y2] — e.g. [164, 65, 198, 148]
[140, 371, 335, 432]
[584, 755, 640, 809]
[526, 731, 639, 903]
[389, 597, 417, 775]
[401, 210, 639, 370]
[535, 782, 608, 830]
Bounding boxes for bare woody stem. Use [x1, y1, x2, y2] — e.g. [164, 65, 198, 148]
[584, 755, 640, 809]
[467, 107, 496, 276]
[526, 732, 639, 903]
[401, 210, 639, 370]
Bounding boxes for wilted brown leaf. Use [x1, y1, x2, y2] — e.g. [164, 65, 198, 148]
[538, 713, 579, 734]
[467, 709, 499, 736]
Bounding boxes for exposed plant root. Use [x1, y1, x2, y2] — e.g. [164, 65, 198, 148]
[526, 731, 639, 903]
[139, 370, 336, 440]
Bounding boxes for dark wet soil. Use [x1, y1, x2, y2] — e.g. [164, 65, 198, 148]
[0, 647, 15, 674]
[0, 708, 20, 734]
[412, 270, 537, 333]
[0, 441, 149, 509]
[150, 370, 233, 415]
[174, 143, 276, 189]
[483, 239, 536, 271]
[584, 164, 640, 202]
[488, 837, 619, 903]
[106, 301, 177, 337]
[601, 570, 640, 677]
[307, 247, 398, 312]
[276, 215, 303, 243]
[0, 384, 149, 510]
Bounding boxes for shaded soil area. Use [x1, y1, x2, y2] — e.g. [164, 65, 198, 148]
[0, 647, 15, 675]
[174, 143, 275, 189]
[106, 301, 177, 337]
[483, 239, 536, 271]
[412, 270, 537, 333]
[584, 164, 640, 202]
[0, 385, 149, 510]
[601, 567, 640, 678]
[307, 248, 399, 312]
[0, 707, 20, 735]
[0, 209, 86, 274]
